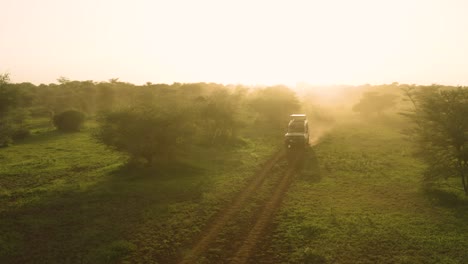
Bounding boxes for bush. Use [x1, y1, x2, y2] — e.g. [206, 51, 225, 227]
[95, 107, 191, 166]
[250, 86, 301, 128]
[0, 131, 13, 147]
[11, 127, 30, 140]
[0, 109, 30, 146]
[53, 110, 86, 132]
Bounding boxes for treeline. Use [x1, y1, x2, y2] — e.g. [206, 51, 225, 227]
[346, 83, 468, 195]
[3, 74, 466, 194]
[0, 74, 300, 163]
[347, 83, 468, 195]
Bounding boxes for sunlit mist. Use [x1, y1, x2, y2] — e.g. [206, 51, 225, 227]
[2, 0, 468, 85]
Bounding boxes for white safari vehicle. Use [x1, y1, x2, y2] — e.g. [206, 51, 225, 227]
[284, 114, 309, 149]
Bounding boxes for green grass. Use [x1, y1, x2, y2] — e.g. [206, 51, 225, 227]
[0, 125, 278, 263]
[268, 118, 468, 263]
[3, 116, 467, 263]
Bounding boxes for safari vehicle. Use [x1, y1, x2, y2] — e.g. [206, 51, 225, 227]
[284, 114, 309, 149]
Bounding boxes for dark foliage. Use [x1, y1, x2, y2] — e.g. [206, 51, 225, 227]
[11, 127, 31, 140]
[250, 86, 301, 128]
[94, 107, 191, 166]
[53, 110, 86, 132]
[0, 74, 31, 145]
[402, 86, 468, 195]
[353, 92, 398, 116]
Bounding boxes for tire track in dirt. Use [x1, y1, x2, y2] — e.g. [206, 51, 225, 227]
[179, 149, 286, 264]
[230, 156, 299, 264]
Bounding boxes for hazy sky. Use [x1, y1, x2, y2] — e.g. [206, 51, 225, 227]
[1, 0, 468, 85]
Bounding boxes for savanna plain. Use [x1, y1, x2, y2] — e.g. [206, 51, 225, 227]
[1, 78, 467, 263]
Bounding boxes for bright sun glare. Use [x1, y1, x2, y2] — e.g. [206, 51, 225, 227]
[1, 0, 468, 85]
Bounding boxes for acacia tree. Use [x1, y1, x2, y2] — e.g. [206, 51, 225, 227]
[94, 107, 193, 166]
[250, 86, 300, 129]
[402, 86, 468, 195]
[200, 88, 243, 144]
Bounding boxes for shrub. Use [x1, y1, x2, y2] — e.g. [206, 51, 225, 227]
[53, 110, 86, 132]
[250, 86, 301, 128]
[95, 107, 191, 166]
[11, 127, 30, 140]
[0, 130, 13, 147]
[0, 109, 30, 146]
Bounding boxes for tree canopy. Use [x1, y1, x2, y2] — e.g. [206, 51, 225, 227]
[250, 86, 300, 128]
[402, 86, 468, 195]
[353, 92, 398, 116]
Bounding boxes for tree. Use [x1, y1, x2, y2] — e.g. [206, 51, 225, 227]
[250, 86, 300, 128]
[0, 73, 31, 146]
[57, 76, 70, 84]
[96, 83, 116, 111]
[199, 88, 244, 144]
[53, 110, 86, 132]
[402, 86, 468, 195]
[353, 92, 398, 116]
[0, 73, 17, 116]
[95, 107, 192, 166]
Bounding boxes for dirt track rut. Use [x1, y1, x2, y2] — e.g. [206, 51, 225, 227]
[179, 149, 300, 264]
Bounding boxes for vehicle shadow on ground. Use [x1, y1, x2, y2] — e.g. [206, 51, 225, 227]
[288, 146, 322, 183]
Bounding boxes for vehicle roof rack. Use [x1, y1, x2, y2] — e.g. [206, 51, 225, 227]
[289, 114, 307, 120]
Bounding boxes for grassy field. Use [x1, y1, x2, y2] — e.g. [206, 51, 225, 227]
[262, 117, 468, 263]
[0, 121, 278, 263]
[2, 116, 468, 263]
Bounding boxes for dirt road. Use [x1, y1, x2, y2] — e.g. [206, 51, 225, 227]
[179, 149, 302, 264]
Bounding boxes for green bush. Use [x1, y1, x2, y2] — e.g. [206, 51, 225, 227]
[0, 109, 30, 146]
[11, 127, 30, 140]
[0, 130, 13, 147]
[250, 86, 300, 128]
[53, 110, 86, 132]
[95, 107, 191, 166]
